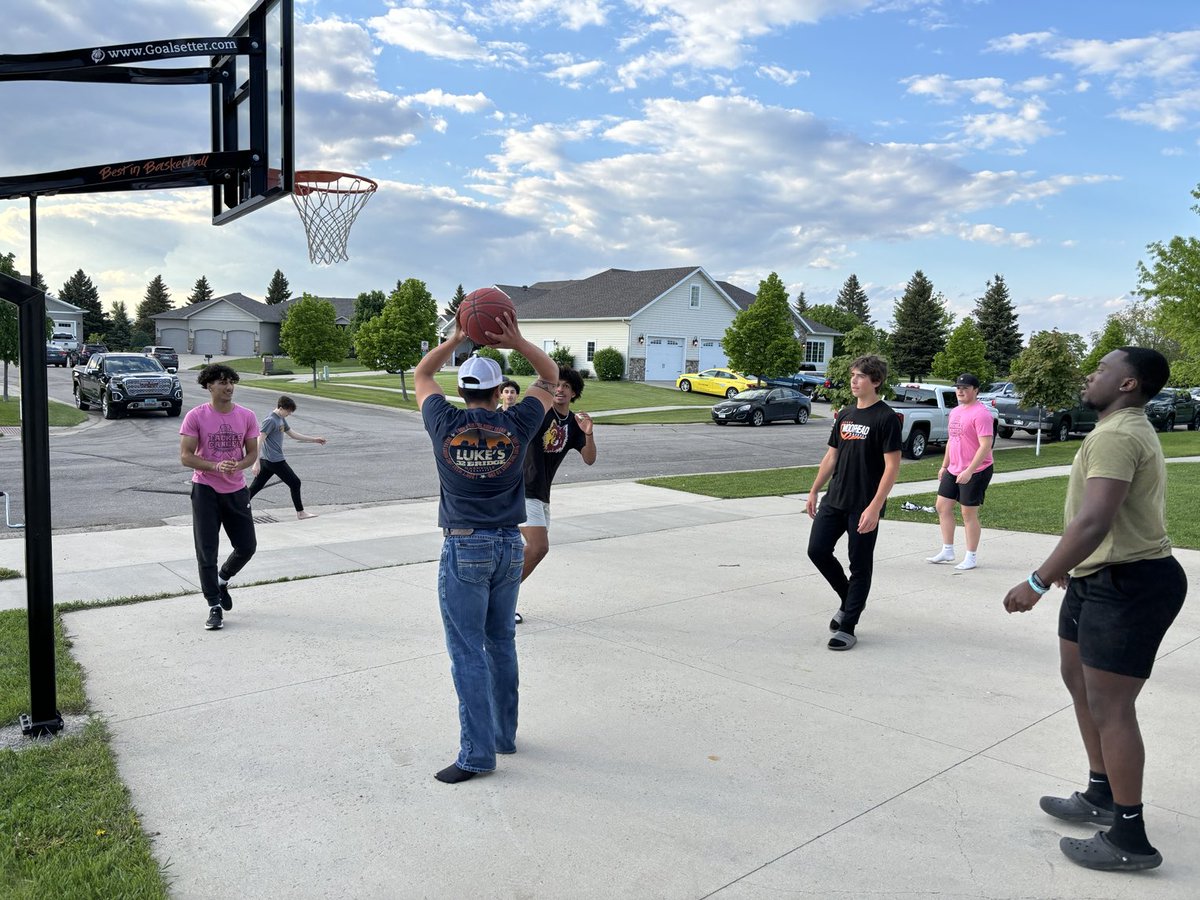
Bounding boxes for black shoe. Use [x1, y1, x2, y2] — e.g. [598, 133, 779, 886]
[217, 582, 233, 611]
[1039, 791, 1114, 826]
[205, 606, 223, 630]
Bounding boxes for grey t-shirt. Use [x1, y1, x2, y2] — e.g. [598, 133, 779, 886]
[258, 411, 290, 463]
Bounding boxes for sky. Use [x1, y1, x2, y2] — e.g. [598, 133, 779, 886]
[2, 0, 1199, 342]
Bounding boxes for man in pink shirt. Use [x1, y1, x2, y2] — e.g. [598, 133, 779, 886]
[179, 363, 260, 630]
[927, 373, 995, 570]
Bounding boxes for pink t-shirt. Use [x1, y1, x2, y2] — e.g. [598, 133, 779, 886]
[180, 403, 260, 493]
[947, 401, 995, 476]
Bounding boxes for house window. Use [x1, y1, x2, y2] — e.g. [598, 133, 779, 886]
[586, 341, 596, 362]
[804, 341, 825, 364]
[689, 285, 700, 308]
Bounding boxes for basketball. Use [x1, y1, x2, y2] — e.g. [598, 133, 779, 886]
[458, 287, 516, 345]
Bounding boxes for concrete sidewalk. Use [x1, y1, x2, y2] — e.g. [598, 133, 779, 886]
[5, 476, 1199, 898]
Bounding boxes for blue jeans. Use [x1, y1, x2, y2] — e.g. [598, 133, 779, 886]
[438, 529, 524, 772]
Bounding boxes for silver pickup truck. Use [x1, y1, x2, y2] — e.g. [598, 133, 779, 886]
[886, 382, 1000, 460]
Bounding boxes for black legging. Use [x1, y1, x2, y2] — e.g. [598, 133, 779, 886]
[248, 458, 304, 511]
[806, 501, 882, 632]
[191, 483, 256, 604]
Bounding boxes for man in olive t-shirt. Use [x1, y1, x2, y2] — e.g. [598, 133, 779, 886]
[1003, 348, 1187, 872]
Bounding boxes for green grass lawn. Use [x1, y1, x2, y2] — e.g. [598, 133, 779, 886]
[0, 610, 168, 897]
[639, 433, 1200, 549]
[201, 355, 368, 375]
[0, 399, 88, 428]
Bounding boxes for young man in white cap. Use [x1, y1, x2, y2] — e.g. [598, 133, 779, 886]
[415, 313, 558, 785]
[927, 373, 994, 569]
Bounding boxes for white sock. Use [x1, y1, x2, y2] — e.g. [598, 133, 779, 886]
[926, 545, 955, 563]
[955, 551, 978, 571]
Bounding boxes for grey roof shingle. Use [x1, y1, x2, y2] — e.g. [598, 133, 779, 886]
[495, 267, 736, 319]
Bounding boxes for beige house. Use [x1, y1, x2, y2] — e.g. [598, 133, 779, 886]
[152, 293, 355, 356]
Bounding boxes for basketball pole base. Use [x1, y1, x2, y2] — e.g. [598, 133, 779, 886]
[20, 711, 64, 737]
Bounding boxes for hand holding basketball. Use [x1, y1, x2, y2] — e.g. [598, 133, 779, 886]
[458, 287, 516, 346]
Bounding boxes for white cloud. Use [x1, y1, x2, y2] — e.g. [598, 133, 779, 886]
[986, 31, 1056, 54]
[368, 6, 491, 61]
[545, 59, 605, 87]
[960, 100, 1056, 149]
[478, 0, 608, 30]
[401, 89, 495, 114]
[757, 65, 809, 86]
[902, 74, 1014, 108]
[1113, 87, 1200, 131]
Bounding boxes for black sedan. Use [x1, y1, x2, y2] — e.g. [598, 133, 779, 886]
[46, 344, 69, 367]
[711, 387, 811, 426]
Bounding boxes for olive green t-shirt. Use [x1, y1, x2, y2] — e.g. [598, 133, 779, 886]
[1065, 407, 1171, 578]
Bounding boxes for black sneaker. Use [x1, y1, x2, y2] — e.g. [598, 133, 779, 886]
[217, 582, 233, 611]
[205, 606, 223, 630]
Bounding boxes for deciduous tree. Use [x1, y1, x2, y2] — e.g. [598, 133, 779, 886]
[1081, 316, 1128, 376]
[890, 270, 951, 380]
[1010, 330, 1081, 453]
[353, 278, 439, 399]
[722, 272, 803, 380]
[1138, 183, 1200, 358]
[932, 317, 994, 385]
[279, 294, 349, 387]
[802, 303, 861, 357]
[823, 324, 893, 411]
[973, 275, 1022, 375]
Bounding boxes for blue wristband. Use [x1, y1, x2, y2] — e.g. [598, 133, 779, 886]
[1027, 575, 1049, 596]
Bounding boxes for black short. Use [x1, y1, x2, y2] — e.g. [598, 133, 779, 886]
[1058, 556, 1187, 679]
[937, 464, 993, 507]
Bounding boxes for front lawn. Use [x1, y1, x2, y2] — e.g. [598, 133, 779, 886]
[0, 399, 88, 428]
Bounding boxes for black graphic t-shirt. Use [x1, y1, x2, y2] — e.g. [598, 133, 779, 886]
[422, 394, 545, 529]
[823, 399, 902, 511]
[523, 408, 588, 503]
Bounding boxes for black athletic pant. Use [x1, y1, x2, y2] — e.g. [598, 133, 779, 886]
[191, 483, 257, 605]
[807, 501, 881, 632]
[247, 458, 304, 511]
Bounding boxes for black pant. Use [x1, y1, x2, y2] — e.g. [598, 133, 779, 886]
[248, 458, 304, 511]
[807, 501, 882, 631]
[191, 483, 257, 604]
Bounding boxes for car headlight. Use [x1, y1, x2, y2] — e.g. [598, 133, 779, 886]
[737, 404, 751, 412]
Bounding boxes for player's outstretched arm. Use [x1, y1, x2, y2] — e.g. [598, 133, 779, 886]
[487, 313, 557, 411]
[415, 324, 466, 409]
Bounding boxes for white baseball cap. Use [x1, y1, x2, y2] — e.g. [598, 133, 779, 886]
[457, 354, 504, 390]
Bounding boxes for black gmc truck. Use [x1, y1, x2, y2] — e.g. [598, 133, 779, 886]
[73, 352, 183, 419]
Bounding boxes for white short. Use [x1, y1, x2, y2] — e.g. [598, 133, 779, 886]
[521, 498, 550, 529]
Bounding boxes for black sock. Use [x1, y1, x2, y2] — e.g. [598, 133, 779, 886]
[1106, 803, 1155, 855]
[435, 764, 476, 784]
[1082, 770, 1113, 808]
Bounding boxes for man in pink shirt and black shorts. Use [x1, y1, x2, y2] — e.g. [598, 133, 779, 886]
[927, 373, 994, 570]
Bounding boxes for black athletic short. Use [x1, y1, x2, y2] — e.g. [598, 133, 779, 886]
[1058, 555, 1187, 679]
[937, 464, 993, 507]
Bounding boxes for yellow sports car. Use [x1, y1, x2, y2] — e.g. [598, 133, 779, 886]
[676, 368, 760, 399]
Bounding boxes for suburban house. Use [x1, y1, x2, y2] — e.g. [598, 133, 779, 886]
[151, 293, 354, 355]
[46, 293, 85, 340]
[443, 266, 840, 381]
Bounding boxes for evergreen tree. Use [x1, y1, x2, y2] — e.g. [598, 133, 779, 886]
[890, 270, 951, 380]
[107, 300, 134, 351]
[721, 272, 804, 379]
[59, 268, 108, 339]
[265, 269, 292, 305]
[791, 290, 808, 315]
[135, 275, 172, 337]
[834, 274, 872, 326]
[187, 275, 214, 306]
[444, 284, 467, 321]
[354, 278, 440, 399]
[931, 317, 995, 386]
[973, 275, 1023, 376]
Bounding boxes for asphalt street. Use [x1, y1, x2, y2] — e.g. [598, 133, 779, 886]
[2, 367, 838, 533]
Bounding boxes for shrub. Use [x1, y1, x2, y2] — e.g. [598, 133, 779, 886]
[507, 350, 535, 376]
[475, 346, 506, 372]
[592, 347, 625, 381]
[550, 345, 575, 369]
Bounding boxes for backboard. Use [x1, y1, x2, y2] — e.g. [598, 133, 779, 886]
[211, 0, 293, 224]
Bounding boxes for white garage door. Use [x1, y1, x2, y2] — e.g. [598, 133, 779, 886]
[160, 328, 188, 350]
[644, 336, 684, 381]
[226, 330, 256, 357]
[699, 339, 728, 370]
[193, 329, 223, 355]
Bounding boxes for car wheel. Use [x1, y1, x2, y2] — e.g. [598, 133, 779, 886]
[750, 409, 765, 426]
[168, 403, 182, 418]
[1163, 415, 1175, 432]
[903, 429, 927, 460]
[997, 426, 1013, 439]
[725, 387, 739, 399]
[795, 407, 809, 424]
[679, 380, 692, 392]
[101, 392, 120, 420]
[1053, 418, 1070, 443]
[74, 386, 90, 411]
[1188, 418, 1197, 431]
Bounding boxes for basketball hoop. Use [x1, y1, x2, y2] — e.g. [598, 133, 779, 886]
[289, 170, 377, 265]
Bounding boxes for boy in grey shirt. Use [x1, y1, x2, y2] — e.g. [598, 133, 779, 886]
[248, 395, 327, 519]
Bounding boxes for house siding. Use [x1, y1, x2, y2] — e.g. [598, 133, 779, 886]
[629, 274, 738, 376]
[509, 320, 630, 375]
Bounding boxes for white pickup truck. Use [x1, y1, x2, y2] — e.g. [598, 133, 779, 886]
[886, 382, 1000, 460]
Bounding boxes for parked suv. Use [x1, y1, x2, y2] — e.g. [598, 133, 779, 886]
[142, 345, 179, 371]
[68, 342, 108, 367]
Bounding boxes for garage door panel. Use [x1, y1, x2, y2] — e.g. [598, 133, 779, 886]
[193, 330, 222, 355]
[226, 331, 256, 357]
[645, 337, 684, 380]
[160, 328, 188, 350]
[699, 339, 727, 370]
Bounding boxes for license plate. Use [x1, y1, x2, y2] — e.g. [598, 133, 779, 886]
[139, 399, 160, 408]
[716, 412, 727, 418]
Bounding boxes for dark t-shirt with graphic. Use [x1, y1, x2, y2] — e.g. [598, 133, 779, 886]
[523, 408, 588, 503]
[823, 399, 902, 511]
[421, 394, 546, 529]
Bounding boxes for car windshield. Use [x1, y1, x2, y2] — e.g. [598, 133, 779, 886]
[985, 382, 1007, 392]
[1150, 391, 1173, 403]
[108, 358, 165, 375]
[731, 389, 769, 400]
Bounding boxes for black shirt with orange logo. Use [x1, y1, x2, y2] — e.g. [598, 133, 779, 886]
[823, 400, 902, 511]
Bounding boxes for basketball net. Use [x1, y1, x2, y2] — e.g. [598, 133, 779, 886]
[289, 170, 378, 266]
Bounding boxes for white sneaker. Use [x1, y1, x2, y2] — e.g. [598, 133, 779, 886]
[955, 557, 977, 571]
[926, 549, 955, 564]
